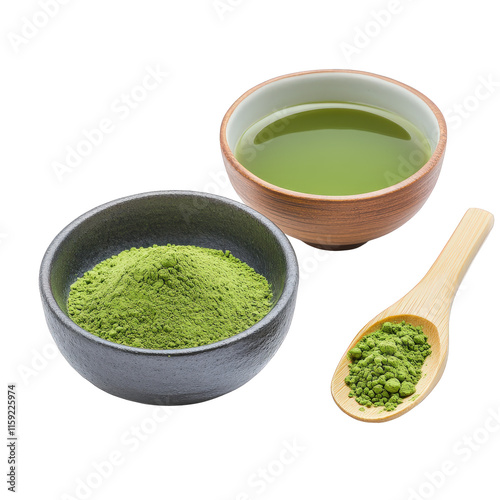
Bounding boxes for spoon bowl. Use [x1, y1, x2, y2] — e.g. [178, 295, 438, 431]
[332, 208, 493, 422]
[332, 315, 443, 422]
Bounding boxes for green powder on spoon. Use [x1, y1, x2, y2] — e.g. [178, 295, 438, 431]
[67, 244, 272, 349]
[345, 321, 432, 411]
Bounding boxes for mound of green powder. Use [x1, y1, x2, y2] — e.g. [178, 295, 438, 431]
[345, 321, 431, 411]
[67, 244, 272, 349]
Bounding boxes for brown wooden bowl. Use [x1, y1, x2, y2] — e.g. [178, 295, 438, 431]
[220, 70, 447, 250]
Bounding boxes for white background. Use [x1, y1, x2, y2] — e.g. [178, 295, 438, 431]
[2, 1, 499, 499]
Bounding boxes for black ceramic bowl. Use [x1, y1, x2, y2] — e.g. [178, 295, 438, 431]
[39, 191, 298, 405]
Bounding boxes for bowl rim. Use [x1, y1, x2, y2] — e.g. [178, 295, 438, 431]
[39, 190, 299, 357]
[220, 69, 447, 201]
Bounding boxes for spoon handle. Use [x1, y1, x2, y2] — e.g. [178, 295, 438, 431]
[407, 208, 494, 325]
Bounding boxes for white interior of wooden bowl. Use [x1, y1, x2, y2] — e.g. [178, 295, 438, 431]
[225, 72, 441, 155]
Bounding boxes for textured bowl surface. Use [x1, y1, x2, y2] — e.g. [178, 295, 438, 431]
[221, 70, 447, 250]
[39, 191, 298, 405]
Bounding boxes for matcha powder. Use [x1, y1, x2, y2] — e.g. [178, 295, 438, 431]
[68, 245, 273, 349]
[345, 321, 431, 411]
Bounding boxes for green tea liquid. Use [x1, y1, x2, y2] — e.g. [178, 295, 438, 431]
[235, 102, 432, 196]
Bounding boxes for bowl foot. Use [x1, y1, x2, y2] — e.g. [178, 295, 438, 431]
[303, 241, 367, 251]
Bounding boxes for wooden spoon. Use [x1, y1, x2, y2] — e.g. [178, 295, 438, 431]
[331, 208, 494, 422]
